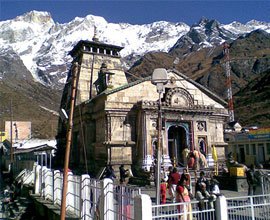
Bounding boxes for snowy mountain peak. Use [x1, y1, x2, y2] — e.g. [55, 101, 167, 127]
[14, 10, 54, 25]
[0, 11, 269, 89]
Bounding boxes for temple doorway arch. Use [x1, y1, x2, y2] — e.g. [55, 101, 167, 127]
[167, 125, 187, 166]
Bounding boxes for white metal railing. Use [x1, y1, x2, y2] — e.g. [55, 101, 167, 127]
[111, 184, 141, 220]
[227, 194, 270, 220]
[34, 165, 104, 219]
[24, 164, 270, 220]
[152, 199, 215, 219]
[32, 164, 143, 220]
[80, 176, 102, 219]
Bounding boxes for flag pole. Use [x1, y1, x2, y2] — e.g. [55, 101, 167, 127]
[60, 62, 78, 220]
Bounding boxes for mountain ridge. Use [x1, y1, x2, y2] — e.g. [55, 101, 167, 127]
[0, 10, 269, 137]
[1, 10, 269, 88]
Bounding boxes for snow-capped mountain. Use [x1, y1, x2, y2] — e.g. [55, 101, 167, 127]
[0, 11, 189, 88]
[170, 17, 270, 52]
[0, 11, 269, 88]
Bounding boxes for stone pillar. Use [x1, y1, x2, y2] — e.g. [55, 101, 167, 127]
[161, 127, 172, 168]
[142, 113, 153, 171]
[162, 154, 172, 168]
[53, 170, 61, 205]
[81, 174, 91, 219]
[215, 195, 228, 220]
[206, 153, 215, 167]
[44, 169, 53, 201]
[34, 165, 42, 195]
[142, 155, 153, 171]
[41, 166, 47, 197]
[100, 178, 114, 220]
[134, 194, 152, 220]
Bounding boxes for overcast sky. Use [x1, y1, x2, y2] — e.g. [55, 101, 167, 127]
[0, 0, 269, 25]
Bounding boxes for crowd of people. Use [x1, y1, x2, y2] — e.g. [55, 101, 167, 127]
[160, 167, 222, 220]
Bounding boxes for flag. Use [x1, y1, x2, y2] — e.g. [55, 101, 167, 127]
[212, 145, 218, 162]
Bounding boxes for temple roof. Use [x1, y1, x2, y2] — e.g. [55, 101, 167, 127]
[86, 68, 227, 107]
[69, 40, 123, 57]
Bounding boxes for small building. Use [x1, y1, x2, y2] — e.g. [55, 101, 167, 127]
[14, 139, 56, 172]
[225, 127, 270, 167]
[2, 139, 56, 175]
[4, 121, 31, 143]
[56, 36, 229, 174]
[1, 121, 56, 174]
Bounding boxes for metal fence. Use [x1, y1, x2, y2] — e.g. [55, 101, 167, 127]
[260, 173, 270, 195]
[33, 165, 143, 220]
[81, 176, 102, 220]
[152, 194, 270, 220]
[152, 199, 215, 220]
[111, 184, 141, 220]
[227, 194, 270, 220]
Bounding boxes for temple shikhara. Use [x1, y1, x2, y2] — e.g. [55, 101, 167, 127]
[56, 35, 229, 174]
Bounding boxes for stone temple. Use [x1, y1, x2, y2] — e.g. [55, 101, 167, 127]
[56, 36, 229, 175]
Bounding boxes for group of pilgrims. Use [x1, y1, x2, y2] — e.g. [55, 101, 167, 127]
[182, 147, 209, 170]
[160, 167, 220, 219]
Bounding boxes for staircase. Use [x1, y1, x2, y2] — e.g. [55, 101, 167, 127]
[0, 189, 33, 219]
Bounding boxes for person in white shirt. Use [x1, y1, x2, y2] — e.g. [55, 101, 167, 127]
[210, 177, 220, 195]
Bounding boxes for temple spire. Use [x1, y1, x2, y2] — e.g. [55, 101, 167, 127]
[92, 26, 99, 42]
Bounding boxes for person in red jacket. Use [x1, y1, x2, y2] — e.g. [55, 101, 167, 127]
[168, 167, 181, 202]
[160, 179, 167, 204]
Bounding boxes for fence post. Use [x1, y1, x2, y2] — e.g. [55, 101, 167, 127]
[53, 170, 62, 205]
[34, 165, 42, 195]
[41, 166, 47, 197]
[66, 172, 76, 214]
[99, 178, 114, 220]
[81, 174, 91, 219]
[134, 194, 152, 220]
[44, 168, 53, 201]
[92, 179, 98, 216]
[215, 195, 228, 220]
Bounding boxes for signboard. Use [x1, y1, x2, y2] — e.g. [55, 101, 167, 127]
[248, 128, 270, 139]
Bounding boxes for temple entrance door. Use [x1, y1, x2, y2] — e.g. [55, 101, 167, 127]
[168, 126, 187, 166]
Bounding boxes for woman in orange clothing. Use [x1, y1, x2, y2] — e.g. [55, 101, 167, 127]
[176, 175, 192, 220]
[160, 179, 167, 204]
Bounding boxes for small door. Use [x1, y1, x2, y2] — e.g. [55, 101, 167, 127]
[168, 125, 186, 166]
[239, 147, 245, 163]
[258, 145, 265, 164]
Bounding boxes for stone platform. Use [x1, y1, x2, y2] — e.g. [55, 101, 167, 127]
[215, 175, 248, 192]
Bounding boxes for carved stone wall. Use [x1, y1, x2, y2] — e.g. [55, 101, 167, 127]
[70, 68, 229, 172]
[76, 53, 127, 105]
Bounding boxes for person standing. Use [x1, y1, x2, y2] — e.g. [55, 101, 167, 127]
[168, 167, 181, 202]
[193, 149, 200, 171]
[176, 175, 192, 220]
[104, 164, 116, 180]
[246, 164, 257, 196]
[182, 147, 190, 167]
[160, 179, 167, 204]
[187, 152, 195, 169]
[119, 164, 128, 184]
